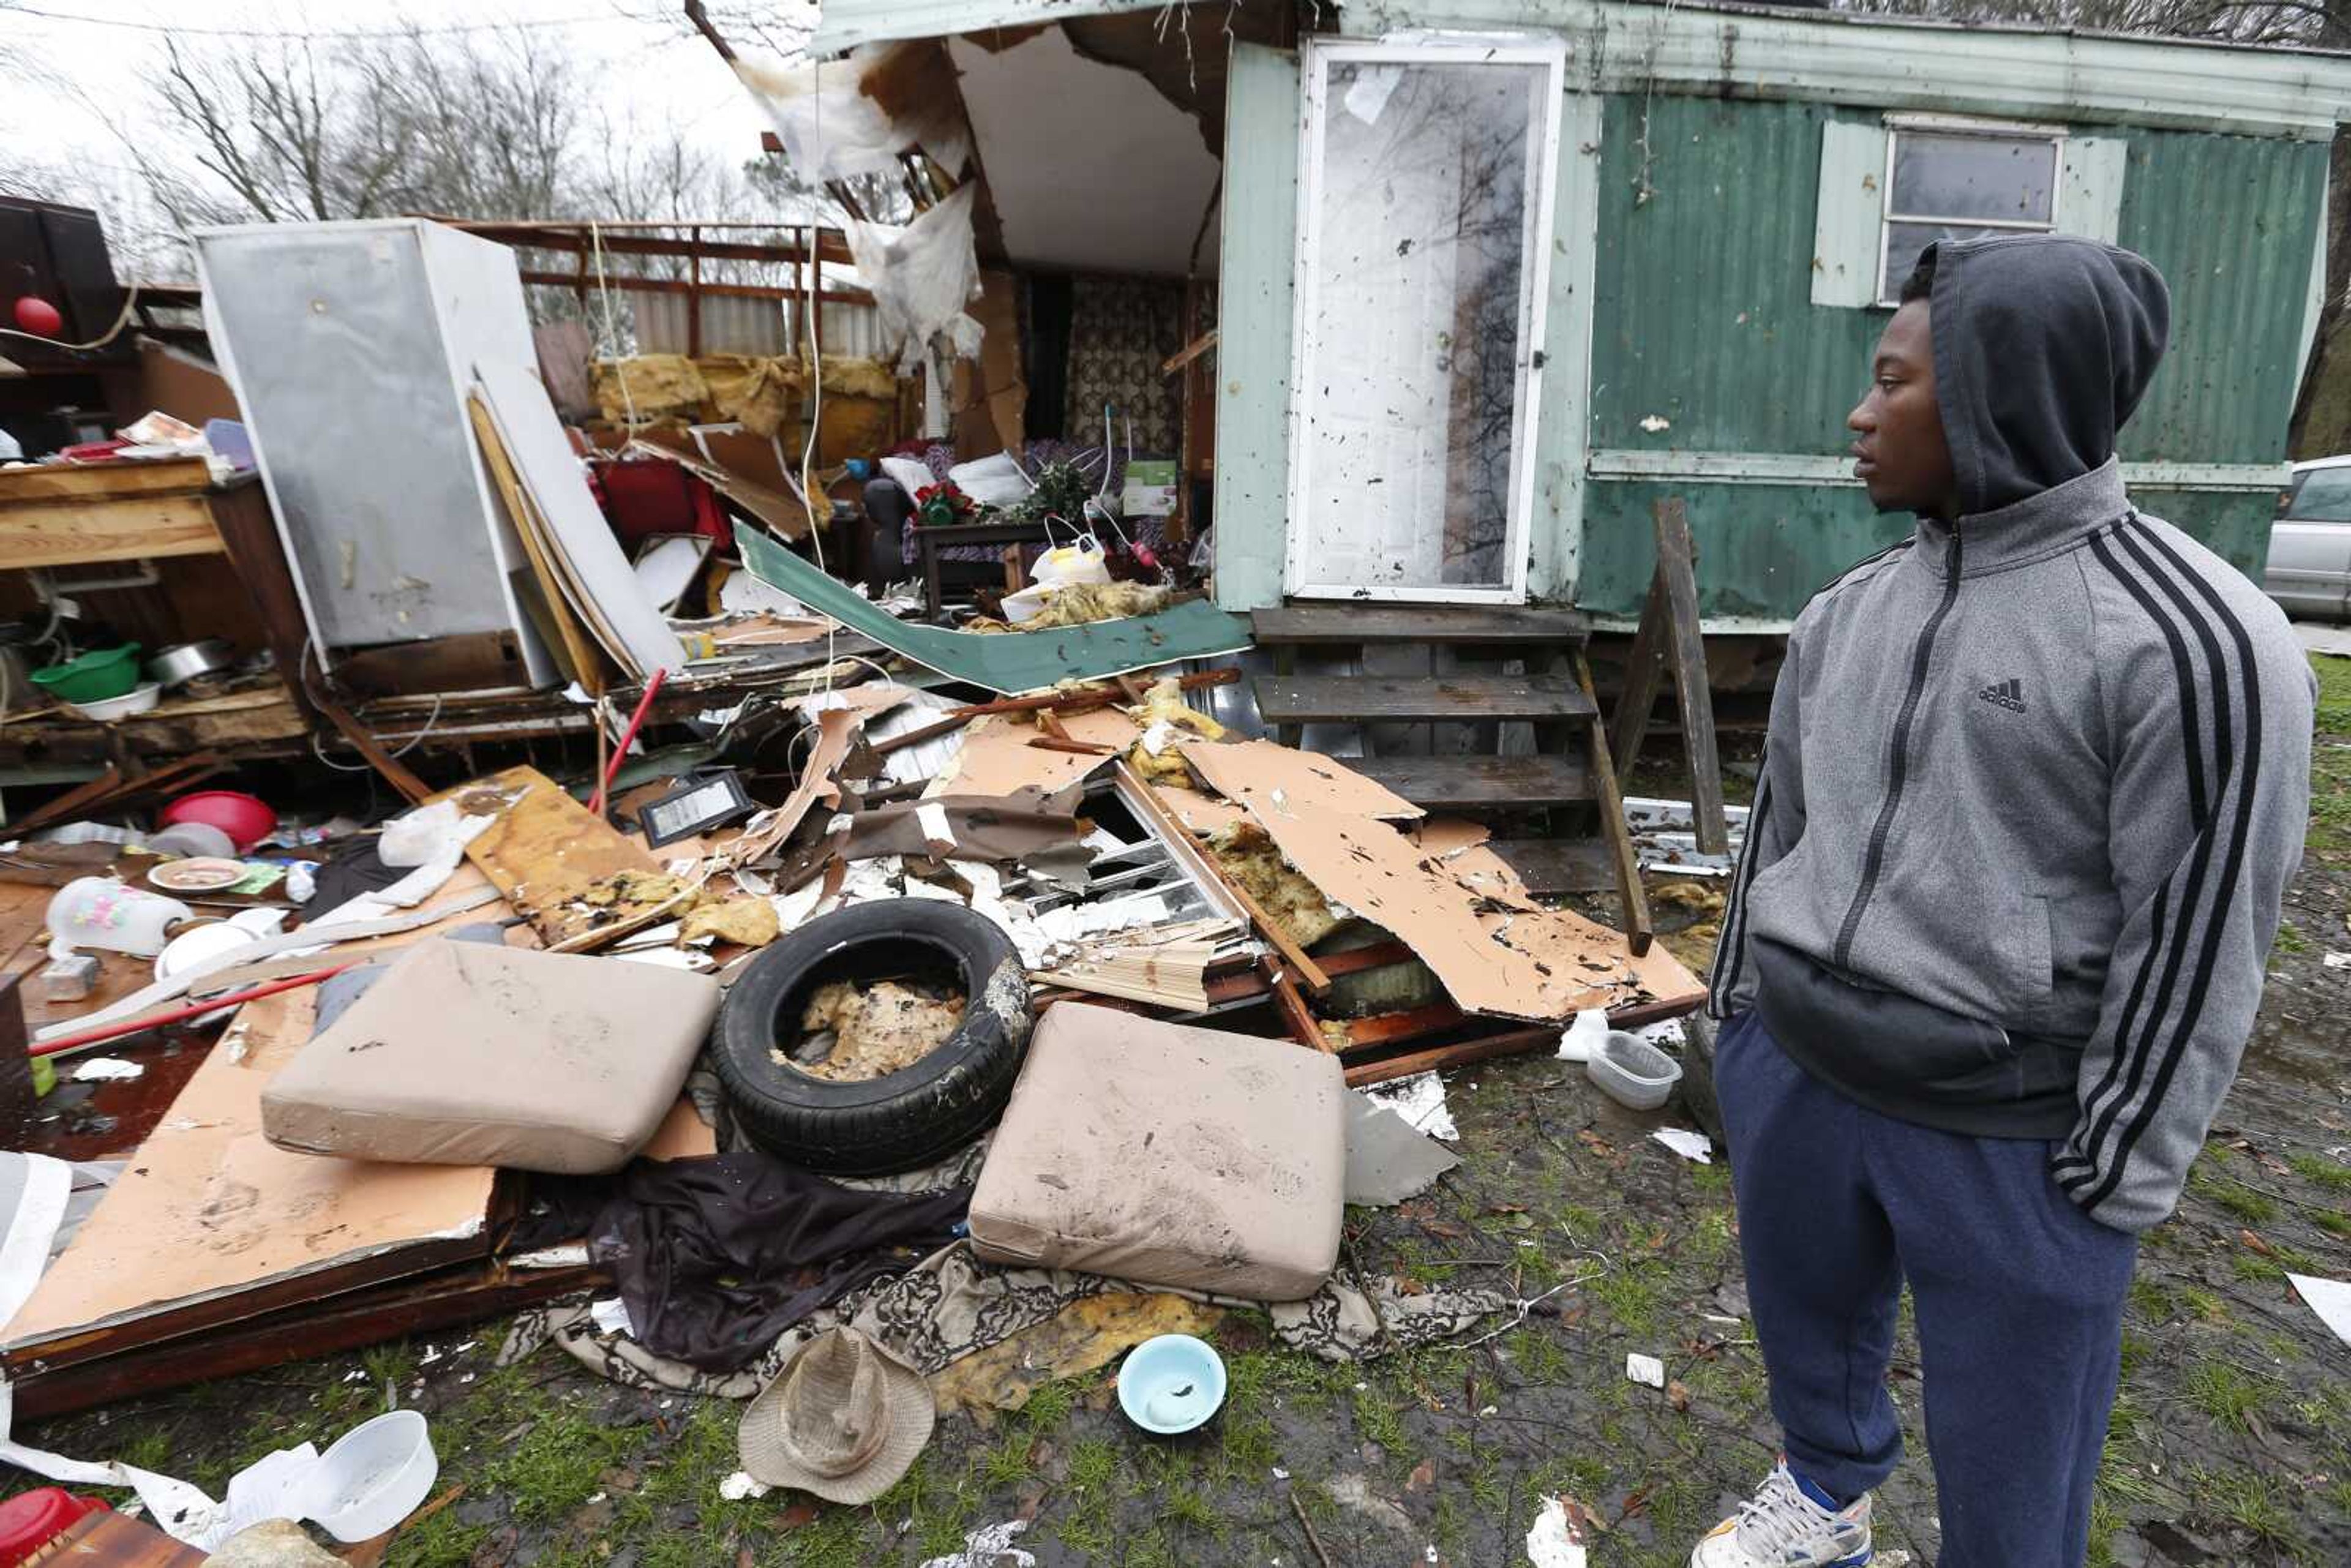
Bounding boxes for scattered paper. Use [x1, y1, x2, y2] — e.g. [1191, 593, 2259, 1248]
[2327, 952, 2351, 970]
[590, 1297, 637, 1338]
[1525, 1496, 1590, 1568]
[1625, 1353, 1666, 1389]
[918, 1520, 1037, 1568]
[2289, 1273, 2351, 1346]
[72, 1057, 144, 1082]
[1651, 1128, 1714, 1163]
[1364, 1071, 1458, 1141]
[718, 1471, 770, 1501]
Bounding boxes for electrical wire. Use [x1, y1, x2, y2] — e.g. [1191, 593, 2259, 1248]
[0, 280, 141, 351]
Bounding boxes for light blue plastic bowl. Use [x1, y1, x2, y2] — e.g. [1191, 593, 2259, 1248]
[1117, 1334, 1227, 1435]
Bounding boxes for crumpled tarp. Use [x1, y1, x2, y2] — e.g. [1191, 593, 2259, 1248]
[734, 520, 1250, 695]
[523, 1152, 971, 1371]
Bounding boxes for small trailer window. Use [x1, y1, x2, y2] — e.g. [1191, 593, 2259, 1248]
[1878, 124, 2063, 306]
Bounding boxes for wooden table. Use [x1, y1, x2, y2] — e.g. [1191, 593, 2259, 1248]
[915, 519, 1049, 620]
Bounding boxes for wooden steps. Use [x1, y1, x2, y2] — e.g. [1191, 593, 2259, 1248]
[1347, 755, 1591, 812]
[1487, 836, 1619, 896]
[1254, 674, 1595, 726]
[1250, 605, 1589, 647]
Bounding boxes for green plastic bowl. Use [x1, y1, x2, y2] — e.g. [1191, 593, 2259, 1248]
[30, 644, 143, 704]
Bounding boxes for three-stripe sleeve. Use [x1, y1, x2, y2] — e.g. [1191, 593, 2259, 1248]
[2053, 522, 2314, 1232]
[1710, 631, 1807, 1020]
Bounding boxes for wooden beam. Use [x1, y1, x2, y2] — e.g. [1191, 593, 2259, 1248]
[513, 269, 874, 309]
[1575, 649, 1653, 957]
[1119, 763, 1333, 994]
[1263, 957, 1331, 1052]
[1608, 569, 1671, 776]
[1653, 497, 1730, 857]
[0, 457, 211, 503]
[1335, 1001, 1467, 1052]
[204, 478, 320, 719]
[313, 696, 433, 805]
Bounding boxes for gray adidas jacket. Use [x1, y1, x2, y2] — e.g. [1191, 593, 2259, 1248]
[1711, 236, 2314, 1234]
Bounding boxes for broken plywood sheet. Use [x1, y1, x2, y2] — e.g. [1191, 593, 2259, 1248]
[1154, 783, 1248, 836]
[1182, 738, 1423, 823]
[720, 705, 866, 869]
[1184, 744, 1698, 1022]
[2, 986, 496, 1357]
[1412, 819, 1538, 912]
[450, 767, 666, 945]
[926, 713, 1118, 801]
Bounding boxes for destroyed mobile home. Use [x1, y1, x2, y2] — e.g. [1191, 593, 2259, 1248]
[1, 0, 2347, 1556]
[0, 198, 1706, 1563]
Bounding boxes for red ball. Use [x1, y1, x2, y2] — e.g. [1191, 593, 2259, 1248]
[12, 296, 64, 336]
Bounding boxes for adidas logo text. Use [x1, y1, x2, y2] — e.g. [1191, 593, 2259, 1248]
[1978, 678, 2026, 713]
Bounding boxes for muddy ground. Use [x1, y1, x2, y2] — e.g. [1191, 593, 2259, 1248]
[12, 658, 2351, 1567]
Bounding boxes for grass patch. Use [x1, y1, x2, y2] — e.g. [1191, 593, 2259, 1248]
[2274, 920, 2310, 955]
[2179, 1285, 2232, 1324]
[2290, 1152, 2351, 1191]
[1588, 1259, 1667, 1337]
[2315, 1207, 2351, 1239]
[2183, 1358, 2268, 1434]
[2205, 1177, 2278, 1226]
[2190, 1463, 2306, 1553]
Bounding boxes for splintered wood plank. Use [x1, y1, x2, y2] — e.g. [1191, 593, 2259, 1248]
[448, 765, 664, 945]
[1248, 605, 1589, 647]
[1253, 673, 1596, 725]
[0, 456, 211, 503]
[1343, 755, 1591, 812]
[0, 492, 223, 569]
[1654, 498, 1730, 856]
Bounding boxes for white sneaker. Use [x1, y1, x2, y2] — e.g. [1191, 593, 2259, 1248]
[1689, 1460, 1873, 1567]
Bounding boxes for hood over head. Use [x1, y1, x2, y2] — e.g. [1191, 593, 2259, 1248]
[1925, 234, 2170, 517]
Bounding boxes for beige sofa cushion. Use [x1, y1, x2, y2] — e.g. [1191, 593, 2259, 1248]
[261, 939, 719, 1174]
[967, 1002, 1344, 1300]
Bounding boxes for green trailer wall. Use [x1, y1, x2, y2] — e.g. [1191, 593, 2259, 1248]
[1577, 93, 2328, 619]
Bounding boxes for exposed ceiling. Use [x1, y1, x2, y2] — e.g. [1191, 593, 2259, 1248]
[947, 27, 1223, 277]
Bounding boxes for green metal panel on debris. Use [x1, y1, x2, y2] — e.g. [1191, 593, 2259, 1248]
[733, 525, 1251, 694]
[1211, 42, 1302, 613]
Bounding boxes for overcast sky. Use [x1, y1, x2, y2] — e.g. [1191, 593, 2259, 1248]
[3, 1, 814, 230]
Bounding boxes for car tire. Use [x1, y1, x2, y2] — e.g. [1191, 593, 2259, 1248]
[711, 899, 1033, 1176]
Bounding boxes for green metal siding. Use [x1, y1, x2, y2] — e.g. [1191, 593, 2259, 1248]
[1572, 96, 2320, 617]
[1574, 482, 2271, 620]
[2115, 132, 2331, 463]
[1588, 96, 1883, 456]
[1578, 482, 1909, 620]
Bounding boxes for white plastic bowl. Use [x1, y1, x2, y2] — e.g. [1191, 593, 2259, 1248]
[303, 1409, 438, 1543]
[1585, 1029, 1683, 1111]
[66, 681, 161, 721]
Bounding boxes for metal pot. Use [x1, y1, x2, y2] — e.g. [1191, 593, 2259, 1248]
[144, 639, 235, 689]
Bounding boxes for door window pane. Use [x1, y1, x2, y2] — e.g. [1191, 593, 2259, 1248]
[1297, 59, 1544, 591]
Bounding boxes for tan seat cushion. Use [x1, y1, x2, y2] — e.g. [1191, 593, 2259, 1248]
[261, 939, 719, 1174]
[967, 1002, 1344, 1300]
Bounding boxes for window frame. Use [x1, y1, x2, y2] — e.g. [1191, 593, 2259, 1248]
[1876, 113, 2069, 307]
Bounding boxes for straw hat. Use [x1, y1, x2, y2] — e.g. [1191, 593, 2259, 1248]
[738, 1328, 935, 1503]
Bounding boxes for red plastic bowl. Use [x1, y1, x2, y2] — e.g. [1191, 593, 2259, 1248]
[159, 789, 277, 852]
[0, 1488, 108, 1567]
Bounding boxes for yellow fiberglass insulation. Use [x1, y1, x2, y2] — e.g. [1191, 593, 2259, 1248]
[1123, 674, 1224, 785]
[1205, 820, 1342, 950]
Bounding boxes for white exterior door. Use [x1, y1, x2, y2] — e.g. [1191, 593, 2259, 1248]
[1286, 40, 1565, 603]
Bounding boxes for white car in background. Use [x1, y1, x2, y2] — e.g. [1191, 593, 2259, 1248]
[2267, 456, 2351, 621]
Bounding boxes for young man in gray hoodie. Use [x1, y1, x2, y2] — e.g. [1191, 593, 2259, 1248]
[1690, 235, 2314, 1568]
